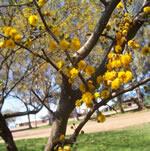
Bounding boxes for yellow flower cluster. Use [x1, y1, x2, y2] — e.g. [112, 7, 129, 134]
[0, 26, 22, 49]
[107, 52, 132, 70]
[57, 145, 71, 151]
[81, 92, 94, 108]
[71, 37, 81, 50]
[114, 13, 132, 53]
[128, 40, 140, 49]
[69, 68, 79, 79]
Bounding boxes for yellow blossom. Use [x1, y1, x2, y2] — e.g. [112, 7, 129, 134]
[57, 61, 64, 69]
[120, 53, 132, 66]
[69, 68, 79, 79]
[111, 78, 121, 90]
[82, 92, 94, 107]
[79, 84, 86, 93]
[115, 45, 122, 53]
[104, 71, 117, 81]
[100, 89, 110, 99]
[28, 15, 38, 26]
[75, 99, 82, 107]
[71, 37, 81, 50]
[128, 40, 140, 49]
[60, 39, 70, 50]
[14, 34, 22, 42]
[38, 0, 47, 7]
[3, 26, 12, 36]
[63, 145, 71, 151]
[96, 75, 103, 84]
[94, 92, 100, 98]
[77, 60, 86, 70]
[0, 41, 5, 48]
[141, 46, 150, 55]
[97, 112, 106, 123]
[117, 2, 124, 9]
[125, 70, 133, 83]
[5, 39, 15, 48]
[87, 80, 95, 92]
[143, 6, 150, 14]
[85, 65, 95, 76]
[49, 40, 57, 51]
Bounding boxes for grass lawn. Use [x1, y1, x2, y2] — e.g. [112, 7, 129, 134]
[0, 123, 150, 151]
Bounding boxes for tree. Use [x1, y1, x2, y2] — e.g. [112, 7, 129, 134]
[0, 0, 150, 151]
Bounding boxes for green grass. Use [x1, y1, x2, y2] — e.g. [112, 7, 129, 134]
[0, 123, 150, 151]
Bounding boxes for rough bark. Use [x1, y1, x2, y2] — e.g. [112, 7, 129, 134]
[135, 87, 145, 110]
[117, 95, 125, 113]
[44, 77, 81, 151]
[0, 112, 18, 151]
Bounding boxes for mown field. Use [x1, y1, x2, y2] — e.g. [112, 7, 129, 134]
[0, 123, 150, 151]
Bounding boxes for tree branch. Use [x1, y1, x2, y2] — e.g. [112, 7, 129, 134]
[70, 76, 150, 142]
[73, 0, 121, 63]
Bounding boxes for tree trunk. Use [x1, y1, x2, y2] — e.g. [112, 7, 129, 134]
[117, 95, 124, 113]
[135, 87, 145, 110]
[0, 112, 18, 151]
[44, 77, 81, 151]
[25, 106, 32, 129]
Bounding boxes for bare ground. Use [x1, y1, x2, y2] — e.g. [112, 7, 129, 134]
[7, 110, 150, 141]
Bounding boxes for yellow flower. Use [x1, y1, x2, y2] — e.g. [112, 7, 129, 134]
[122, 30, 128, 36]
[49, 40, 57, 51]
[71, 37, 81, 50]
[85, 65, 95, 76]
[143, 6, 150, 14]
[14, 34, 22, 42]
[116, 32, 122, 40]
[117, 2, 124, 9]
[77, 60, 86, 70]
[69, 68, 79, 79]
[97, 112, 106, 123]
[111, 78, 121, 90]
[87, 80, 95, 92]
[3, 26, 12, 36]
[111, 60, 122, 69]
[60, 39, 70, 50]
[100, 89, 110, 99]
[96, 75, 103, 84]
[0, 41, 5, 48]
[125, 70, 133, 83]
[59, 134, 65, 141]
[115, 45, 122, 53]
[120, 53, 132, 66]
[38, 0, 47, 7]
[57, 61, 64, 69]
[141, 46, 150, 55]
[82, 92, 94, 107]
[52, 27, 60, 36]
[5, 39, 15, 48]
[75, 99, 82, 107]
[128, 40, 140, 49]
[94, 92, 100, 99]
[108, 52, 116, 59]
[9, 28, 17, 38]
[104, 71, 117, 81]
[63, 145, 71, 151]
[58, 147, 63, 151]
[79, 84, 86, 93]
[28, 15, 38, 26]
[118, 70, 133, 83]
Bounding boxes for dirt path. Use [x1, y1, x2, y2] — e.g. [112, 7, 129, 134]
[9, 110, 150, 141]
